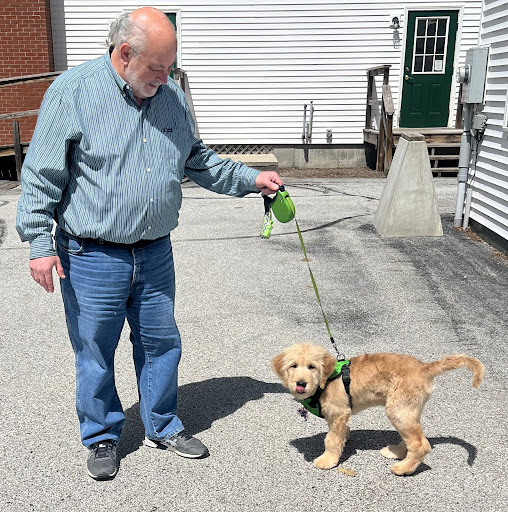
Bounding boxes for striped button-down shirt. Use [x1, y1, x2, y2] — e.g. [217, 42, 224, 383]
[16, 51, 260, 259]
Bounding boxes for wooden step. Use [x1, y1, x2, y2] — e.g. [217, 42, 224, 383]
[431, 167, 459, 176]
[429, 155, 459, 160]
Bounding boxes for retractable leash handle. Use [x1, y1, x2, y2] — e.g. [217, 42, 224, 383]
[260, 186, 295, 238]
[271, 186, 295, 223]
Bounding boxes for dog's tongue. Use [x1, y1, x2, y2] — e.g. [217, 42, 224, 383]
[296, 385, 306, 394]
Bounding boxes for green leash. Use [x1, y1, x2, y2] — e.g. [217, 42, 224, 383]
[262, 187, 343, 359]
[294, 217, 342, 358]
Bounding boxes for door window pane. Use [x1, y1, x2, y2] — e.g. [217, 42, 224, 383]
[436, 37, 445, 53]
[414, 56, 424, 72]
[426, 38, 435, 54]
[415, 38, 425, 54]
[417, 19, 426, 36]
[424, 56, 434, 72]
[437, 19, 447, 36]
[427, 19, 437, 36]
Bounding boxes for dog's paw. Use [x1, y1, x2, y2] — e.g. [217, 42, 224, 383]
[380, 443, 407, 460]
[313, 453, 338, 470]
[390, 461, 417, 476]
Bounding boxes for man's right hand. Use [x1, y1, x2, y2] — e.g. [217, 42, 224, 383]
[29, 256, 66, 293]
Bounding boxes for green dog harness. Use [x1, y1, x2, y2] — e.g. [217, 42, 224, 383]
[299, 360, 352, 418]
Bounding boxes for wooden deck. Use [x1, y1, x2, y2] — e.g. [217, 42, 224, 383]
[364, 127, 462, 176]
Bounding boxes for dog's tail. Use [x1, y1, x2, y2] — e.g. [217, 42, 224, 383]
[426, 355, 484, 388]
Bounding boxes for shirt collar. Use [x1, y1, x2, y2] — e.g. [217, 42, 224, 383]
[103, 47, 130, 94]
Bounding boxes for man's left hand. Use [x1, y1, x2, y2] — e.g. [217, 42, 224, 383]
[255, 171, 283, 195]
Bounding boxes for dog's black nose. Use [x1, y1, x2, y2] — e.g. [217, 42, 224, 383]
[296, 381, 307, 388]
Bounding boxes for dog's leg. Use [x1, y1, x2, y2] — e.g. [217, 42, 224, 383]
[386, 408, 431, 475]
[380, 441, 407, 460]
[314, 414, 350, 470]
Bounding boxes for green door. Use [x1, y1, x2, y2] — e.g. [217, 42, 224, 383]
[165, 12, 177, 78]
[399, 10, 458, 128]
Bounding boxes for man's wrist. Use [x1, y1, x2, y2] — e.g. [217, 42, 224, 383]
[29, 236, 57, 260]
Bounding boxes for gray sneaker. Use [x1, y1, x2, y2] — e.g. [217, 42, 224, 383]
[87, 441, 118, 480]
[144, 431, 208, 459]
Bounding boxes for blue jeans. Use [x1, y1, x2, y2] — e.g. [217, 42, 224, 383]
[56, 227, 183, 447]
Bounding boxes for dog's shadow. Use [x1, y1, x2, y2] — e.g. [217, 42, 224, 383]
[290, 430, 478, 475]
[117, 376, 285, 460]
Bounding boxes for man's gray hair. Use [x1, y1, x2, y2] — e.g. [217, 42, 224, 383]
[106, 12, 146, 55]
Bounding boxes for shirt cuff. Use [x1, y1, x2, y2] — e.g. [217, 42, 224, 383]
[29, 235, 57, 260]
[240, 166, 261, 195]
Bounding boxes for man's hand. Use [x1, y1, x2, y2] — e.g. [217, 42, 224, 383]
[29, 255, 66, 293]
[255, 171, 283, 195]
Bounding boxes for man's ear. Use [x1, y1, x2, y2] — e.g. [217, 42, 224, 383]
[118, 42, 133, 66]
[319, 352, 337, 389]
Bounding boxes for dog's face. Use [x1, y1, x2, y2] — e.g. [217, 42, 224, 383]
[272, 343, 337, 400]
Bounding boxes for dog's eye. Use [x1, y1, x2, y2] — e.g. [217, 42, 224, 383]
[290, 363, 297, 368]
[308, 364, 316, 370]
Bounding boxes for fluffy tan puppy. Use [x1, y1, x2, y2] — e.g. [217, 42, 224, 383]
[272, 342, 484, 475]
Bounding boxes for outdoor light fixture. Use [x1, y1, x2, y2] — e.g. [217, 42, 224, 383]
[391, 16, 400, 30]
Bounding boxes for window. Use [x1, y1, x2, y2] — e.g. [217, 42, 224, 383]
[413, 17, 450, 74]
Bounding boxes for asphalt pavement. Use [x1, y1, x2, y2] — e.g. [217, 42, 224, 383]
[1, 176, 507, 511]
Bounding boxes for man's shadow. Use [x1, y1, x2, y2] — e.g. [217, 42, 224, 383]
[290, 430, 478, 475]
[117, 376, 285, 460]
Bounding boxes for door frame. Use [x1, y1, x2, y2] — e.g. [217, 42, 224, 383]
[396, 5, 464, 128]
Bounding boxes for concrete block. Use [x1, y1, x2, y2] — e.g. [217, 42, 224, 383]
[373, 132, 443, 237]
[272, 146, 366, 168]
[218, 153, 278, 172]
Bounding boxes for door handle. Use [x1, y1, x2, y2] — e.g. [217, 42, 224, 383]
[404, 74, 413, 81]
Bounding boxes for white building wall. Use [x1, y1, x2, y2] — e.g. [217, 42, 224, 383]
[50, 0, 482, 145]
[469, 0, 508, 242]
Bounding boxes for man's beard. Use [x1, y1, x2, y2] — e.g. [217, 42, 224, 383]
[125, 68, 162, 99]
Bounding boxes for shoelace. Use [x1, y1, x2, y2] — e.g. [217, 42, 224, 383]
[94, 442, 113, 459]
[174, 432, 191, 442]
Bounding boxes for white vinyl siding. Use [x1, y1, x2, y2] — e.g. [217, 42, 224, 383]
[50, 0, 482, 145]
[469, 0, 508, 242]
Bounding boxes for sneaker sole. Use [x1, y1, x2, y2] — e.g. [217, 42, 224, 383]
[87, 467, 118, 480]
[144, 436, 208, 459]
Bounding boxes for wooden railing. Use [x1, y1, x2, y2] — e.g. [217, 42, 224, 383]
[172, 68, 200, 138]
[0, 68, 197, 180]
[0, 71, 63, 180]
[365, 65, 394, 175]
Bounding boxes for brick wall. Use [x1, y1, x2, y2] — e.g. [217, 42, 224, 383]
[0, 0, 54, 147]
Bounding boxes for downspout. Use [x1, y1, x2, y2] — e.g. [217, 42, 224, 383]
[453, 103, 473, 227]
[302, 104, 307, 143]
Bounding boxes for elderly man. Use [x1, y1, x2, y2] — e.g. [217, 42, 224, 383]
[16, 7, 282, 480]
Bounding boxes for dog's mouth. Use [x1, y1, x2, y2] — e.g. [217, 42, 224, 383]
[295, 384, 307, 394]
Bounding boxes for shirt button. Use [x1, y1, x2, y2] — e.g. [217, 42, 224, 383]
[150, 198, 154, 203]
[126, 85, 130, 90]
[143, 138, 147, 143]
[147, 226, 152, 230]
[147, 168, 151, 173]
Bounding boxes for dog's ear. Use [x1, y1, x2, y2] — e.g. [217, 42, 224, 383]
[319, 352, 338, 389]
[272, 352, 289, 387]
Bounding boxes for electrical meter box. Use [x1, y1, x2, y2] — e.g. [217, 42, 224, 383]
[461, 47, 489, 104]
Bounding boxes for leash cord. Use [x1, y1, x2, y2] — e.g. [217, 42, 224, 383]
[294, 217, 343, 359]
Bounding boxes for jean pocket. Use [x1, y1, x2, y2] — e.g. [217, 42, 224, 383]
[55, 228, 85, 254]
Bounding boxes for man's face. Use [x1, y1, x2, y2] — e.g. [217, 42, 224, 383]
[125, 43, 176, 101]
